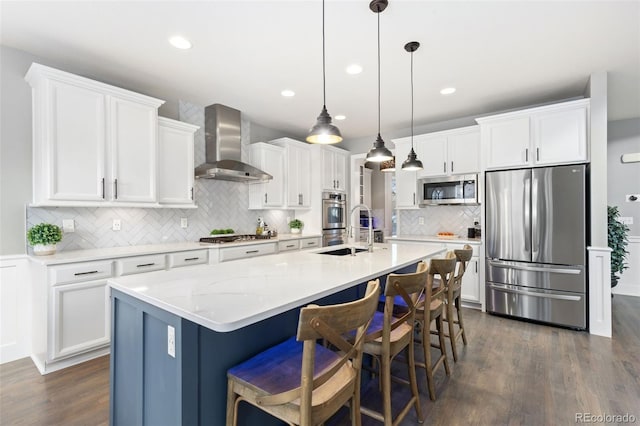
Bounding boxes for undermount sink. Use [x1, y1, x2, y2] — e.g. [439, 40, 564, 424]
[318, 247, 369, 256]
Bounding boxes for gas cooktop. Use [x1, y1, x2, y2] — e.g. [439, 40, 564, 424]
[199, 234, 273, 244]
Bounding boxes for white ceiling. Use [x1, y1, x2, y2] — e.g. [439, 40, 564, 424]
[2, 1, 639, 141]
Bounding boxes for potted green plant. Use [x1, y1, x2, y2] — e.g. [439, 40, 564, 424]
[608, 206, 630, 287]
[27, 223, 63, 256]
[288, 219, 303, 234]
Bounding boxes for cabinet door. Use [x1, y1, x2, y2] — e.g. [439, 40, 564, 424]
[460, 257, 480, 303]
[532, 106, 587, 165]
[263, 146, 284, 207]
[110, 97, 157, 203]
[482, 117, 530, 169]
[416, 135, 447, 177]
[363, 169, 372, 208]
[50, 279, 110, 360]
[448, 129, 480, 174]
[295, 146, 312, 208]
[158, 120, 195, 204]
[394, 141, 418, 208]
[334, 152, 347, 191]
[47, 80, 106, 201]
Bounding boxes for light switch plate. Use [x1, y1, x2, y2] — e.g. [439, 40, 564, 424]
[167, 325, 175, 358]
[62, 219, 75, 233]
[418, 217, 425, 225]
[180, 218, 188, 228]
[112, 219, 121, 231]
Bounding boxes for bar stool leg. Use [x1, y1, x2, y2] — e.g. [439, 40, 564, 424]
[447, 301, 459, 362]
[381, 355, 392, 426]
[436, 315, 451, 376]
[406, 340, 424, 422]
[226, 380, 237, 426]
[456, 296, 468, 345]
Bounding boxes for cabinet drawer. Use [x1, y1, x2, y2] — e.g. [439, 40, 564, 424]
[219, 243, 276, 262]
[116, 254, 166, 276]
[169, 250, 208, 268]
[50, 260, 113, 286]
[445, 243, 479, 257]
[299, 238, 320, 249]
[278, 240, 300, 252]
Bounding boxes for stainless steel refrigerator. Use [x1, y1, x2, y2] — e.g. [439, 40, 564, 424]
[485, 164, 587, 329]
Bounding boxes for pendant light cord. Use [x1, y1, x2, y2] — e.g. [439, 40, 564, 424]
[322, 0, 326, 107]
[377, 5, 381, 136]
[410, 49, 414, 149]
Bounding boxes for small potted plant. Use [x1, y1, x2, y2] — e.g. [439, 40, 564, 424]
[608, 206, 630, 288]
[27, 223, 63, 256]
[288, 219, 303, 234]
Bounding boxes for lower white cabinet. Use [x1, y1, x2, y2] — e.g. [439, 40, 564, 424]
[216, 242, 277, 262]
[298, 237, 320, 250]
[460, 257, 480, 303]
[50, 279, 110, 360]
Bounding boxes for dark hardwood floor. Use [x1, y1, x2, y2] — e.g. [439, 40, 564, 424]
[1, 296, 639, 425]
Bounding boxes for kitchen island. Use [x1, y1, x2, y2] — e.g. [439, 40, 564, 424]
[108, 242, 445, 425]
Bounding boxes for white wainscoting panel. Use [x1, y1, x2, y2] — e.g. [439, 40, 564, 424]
[588, 247, 612, 338]
[0, 256, 31, 363]
[612, 236, 640, 297]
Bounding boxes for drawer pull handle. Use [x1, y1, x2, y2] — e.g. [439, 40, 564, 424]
[74, 270, 99, 276]
[286, 245, 295, 248]
[136, 263, 155, 268]
[184, 257, 199, 261]
[307, 242, 315, 245]
[246, 250, 259, 254]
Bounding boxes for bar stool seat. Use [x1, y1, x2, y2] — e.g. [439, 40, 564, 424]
[226, 281, 381, 426]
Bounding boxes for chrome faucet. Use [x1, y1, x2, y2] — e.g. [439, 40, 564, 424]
[349, 204, 373, 252]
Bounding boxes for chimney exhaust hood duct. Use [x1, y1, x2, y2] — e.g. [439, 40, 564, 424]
[194, 104, 273, 182]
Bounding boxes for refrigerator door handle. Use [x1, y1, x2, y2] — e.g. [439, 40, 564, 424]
[487, 260, 581, 275]
[531, 172, 539, 259]
[488, 284, 582, 301]
[523, 172, 531, 258]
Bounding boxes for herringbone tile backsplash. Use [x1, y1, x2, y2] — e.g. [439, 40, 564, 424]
[398, 205, 481, 237]
[26, 101, 293, 252]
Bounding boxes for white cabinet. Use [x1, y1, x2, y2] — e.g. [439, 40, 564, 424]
[478, 99, 589, 170]
[25, 63, 165, 207]
[315, 145, 348, 192]
[249, 143, 285, 209]
[216, 242, 277, 262]
[362, 168, 372, 208]
[168, 250, 209, 268]
[392, 139, 418, 209]
[414, 126, 480, 177]
[269, 138, 311, 209]
[278, 240, 300, 252]
[445, 243, 481, 304]
[50, 279, 110, 360]
[115, 254, 166, 276]
[157, 117, 198, 205]
[298, 237, 321, 249]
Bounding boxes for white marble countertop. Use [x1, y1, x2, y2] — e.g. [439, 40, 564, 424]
[388, 235, 482, 245]
[108, 242, 446, 333]
[30, 234, 322, 266]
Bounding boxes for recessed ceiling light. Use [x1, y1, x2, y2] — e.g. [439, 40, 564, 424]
[440, 87, 456, 95]
[281, 89, 295, 97]
[335, 115, 346, 120]
[169, 36, 192, 50]
[346, 64, 363, 75]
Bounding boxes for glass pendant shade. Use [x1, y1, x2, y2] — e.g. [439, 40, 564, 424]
[380, 156, 395, 172]
[307, 105, 342, 144]
[402, 147, 423, 171]
[366, 134, 393, 162]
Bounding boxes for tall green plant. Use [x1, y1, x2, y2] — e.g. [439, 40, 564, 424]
[608, 206, 630, 286]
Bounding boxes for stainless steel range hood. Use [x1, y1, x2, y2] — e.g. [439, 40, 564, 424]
[194, 104, 272, 182]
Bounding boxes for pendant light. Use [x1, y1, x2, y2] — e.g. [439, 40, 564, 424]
[401, 41, 424, 171]
[365, 0, 393, 163]
[306, 0, 342, 144]
[380, 157, 396, 172]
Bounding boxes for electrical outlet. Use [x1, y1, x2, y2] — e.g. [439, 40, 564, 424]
[167, 325, 175, 358]
[626, 194, 639, 202]
[62, 219, 75, 233]
[112, 219, 121, 231]
[418, 217, 425, 225]
[180, 218, 188, 228]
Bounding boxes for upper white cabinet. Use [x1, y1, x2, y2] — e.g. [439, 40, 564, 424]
[392, 139, 418, 209]
[315, 145, 348, 192]
[477, 99, 589, 170]
[25, 63, 165, 207]
[157, 117, 199, 206]
[412, 126, 480, 177]
[248, 142, 285, 209]
[269, 138, 311, 209]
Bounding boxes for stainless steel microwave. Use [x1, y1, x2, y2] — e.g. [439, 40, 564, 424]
[419, 174, 478, 206]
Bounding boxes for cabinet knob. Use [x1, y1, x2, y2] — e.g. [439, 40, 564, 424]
[525, 148, 529, 162]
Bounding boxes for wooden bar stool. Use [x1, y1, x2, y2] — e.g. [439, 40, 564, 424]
[415, 253, 456, 401]
[226, 280, 380, 426]
[359, 264, 427, 425]
[444, 245, 473, 362]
